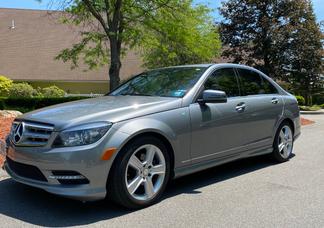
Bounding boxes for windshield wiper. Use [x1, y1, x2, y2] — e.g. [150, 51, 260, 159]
[120, 93, 153, 96]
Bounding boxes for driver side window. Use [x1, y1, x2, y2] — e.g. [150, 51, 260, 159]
[204, 68, 240, 97]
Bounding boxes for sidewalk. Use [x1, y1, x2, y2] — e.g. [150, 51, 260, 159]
[0, 168, 7, 180]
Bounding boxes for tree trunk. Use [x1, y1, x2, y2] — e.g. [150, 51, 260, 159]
[109, 38, 122, 92]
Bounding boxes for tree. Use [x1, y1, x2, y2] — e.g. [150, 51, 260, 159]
[55, 0, 221, 91]
[219, 0, 286, 77]
[219, 0, 323, 105]
[139, 2, 221, 69]
[278, 0, 323, 105]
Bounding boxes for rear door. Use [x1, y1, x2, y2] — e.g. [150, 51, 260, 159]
[235, 68, 283, 150]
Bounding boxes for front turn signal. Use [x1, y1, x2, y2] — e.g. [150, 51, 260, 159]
[101, 148, 117, 161]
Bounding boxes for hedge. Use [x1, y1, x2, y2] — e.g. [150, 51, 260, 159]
[295, 95, 305, 105]
[0, 96, 90, 113]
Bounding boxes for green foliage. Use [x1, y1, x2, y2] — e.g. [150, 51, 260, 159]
[282, 1, 323, 105]
[139, 2, 221, 68]
[40, 86, 66, 97]
[320, 104, 324, 109]
[0, 96, 89, 113]
[56, 0, 220, 90]
[313, 94, 324, 105]
[220, 0, 323, 105]
[8, 83, 39, 98]
[295, 95, 305, 105]
[55, 32, 109, 70]
[299, 105, 321, 111]
[0, 75, 13, 96]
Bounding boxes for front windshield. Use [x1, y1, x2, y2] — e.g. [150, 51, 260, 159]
[110, 67, 207, 98]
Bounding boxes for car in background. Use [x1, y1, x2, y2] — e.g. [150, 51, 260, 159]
[4, 64, 300, 209]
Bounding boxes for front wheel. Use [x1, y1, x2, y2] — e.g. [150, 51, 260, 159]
[272, 122, 294, 162]
[107, 136, 171, 209]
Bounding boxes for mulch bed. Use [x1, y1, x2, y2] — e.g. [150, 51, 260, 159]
[0, 117, 15, 168]
[300, 117, 315, 126]
[0, 115, 316, 168]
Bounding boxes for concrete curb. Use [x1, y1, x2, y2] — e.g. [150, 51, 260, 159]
[300, 110, 324, 115]
[0, 168, 8, 179]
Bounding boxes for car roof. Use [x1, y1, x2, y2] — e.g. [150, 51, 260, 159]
[164, 63, 256, 69]
[163, 64, 214, 68]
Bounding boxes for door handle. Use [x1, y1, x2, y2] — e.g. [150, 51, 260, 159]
[236, 102, 246, 112]
[271, 98, 279, 104]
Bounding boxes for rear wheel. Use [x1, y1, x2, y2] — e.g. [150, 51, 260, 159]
[107, 136, 170, 209]
[272, 122, 294, 162]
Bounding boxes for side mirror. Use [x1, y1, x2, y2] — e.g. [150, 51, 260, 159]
[198, 90, 227, 104]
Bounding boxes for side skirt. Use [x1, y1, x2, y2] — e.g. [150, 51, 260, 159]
[173, 146, 273, 179]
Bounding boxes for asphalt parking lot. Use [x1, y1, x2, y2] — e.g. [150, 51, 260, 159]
[0, 114, 323, 227]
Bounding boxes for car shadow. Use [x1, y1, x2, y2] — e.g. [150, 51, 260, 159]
[0, 154, 292, 227]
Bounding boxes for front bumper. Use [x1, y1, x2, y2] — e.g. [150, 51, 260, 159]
[4, 161, 106, 201]
[3, 128, 130, 201]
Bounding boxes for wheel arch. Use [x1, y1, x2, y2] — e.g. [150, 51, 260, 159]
[107, 130, 176, 189]
[279, 118, 295, 134]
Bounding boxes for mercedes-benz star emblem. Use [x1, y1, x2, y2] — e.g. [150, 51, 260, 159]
[13, 122, 24, 144]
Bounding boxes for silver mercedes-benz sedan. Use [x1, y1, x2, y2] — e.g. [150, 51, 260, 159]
[4, 64, 300, 209]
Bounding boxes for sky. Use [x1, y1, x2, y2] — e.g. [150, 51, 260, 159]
[0, 0, 323, 22]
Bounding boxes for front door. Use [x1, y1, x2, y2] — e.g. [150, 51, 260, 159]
[189, 68, 249, 164]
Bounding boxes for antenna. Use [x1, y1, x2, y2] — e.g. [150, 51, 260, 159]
[10, 20, 15, 29]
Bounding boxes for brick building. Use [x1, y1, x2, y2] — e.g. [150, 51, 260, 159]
[0, 8, 144, 94]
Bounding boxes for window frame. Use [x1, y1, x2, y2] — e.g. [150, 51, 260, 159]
[234, 67, 266, 97]
[194, 67, 241, 103]
[234, 67, 279, 97]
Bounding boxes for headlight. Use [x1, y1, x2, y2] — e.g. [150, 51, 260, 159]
[53, 122, 112, 147]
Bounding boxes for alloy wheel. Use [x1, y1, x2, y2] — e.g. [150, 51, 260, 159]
[278, 125, 293, 159]
[125, 144, 166, 201]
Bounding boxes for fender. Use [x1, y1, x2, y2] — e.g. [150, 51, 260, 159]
[109, 107, 192, 168]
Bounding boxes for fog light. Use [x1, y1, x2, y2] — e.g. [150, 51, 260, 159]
[49, 175, 86, 180]
[49, 171, 90, 185]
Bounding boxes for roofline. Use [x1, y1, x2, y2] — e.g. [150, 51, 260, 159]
[151, 63, 260, 70]
[12, 79, 109, 83]
[0, 7, 62, 13]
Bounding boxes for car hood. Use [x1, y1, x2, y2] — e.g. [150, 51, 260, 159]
[19, 96, 182, 131]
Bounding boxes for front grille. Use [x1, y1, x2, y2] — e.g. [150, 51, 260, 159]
[11, 121, 54, 147]
[7, 157, 47, 182]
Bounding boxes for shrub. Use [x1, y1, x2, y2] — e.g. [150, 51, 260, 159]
[320, 104, 324, 109]
[0, 75, 13, 96]
[0, 96, 90, 113]
[295, 95, 305, 105]
[40, 85, 66, 97]
[8, 83, 39, 98]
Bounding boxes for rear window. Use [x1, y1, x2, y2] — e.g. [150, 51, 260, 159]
[262, 77, 278, 94]
[237, 69, 263, 95]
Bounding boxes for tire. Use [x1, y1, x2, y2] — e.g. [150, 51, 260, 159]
[107, 136, 171, 209]
[272, 121, 294, 162]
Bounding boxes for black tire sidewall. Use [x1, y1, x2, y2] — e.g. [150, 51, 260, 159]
[273, 122, 294, 162]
